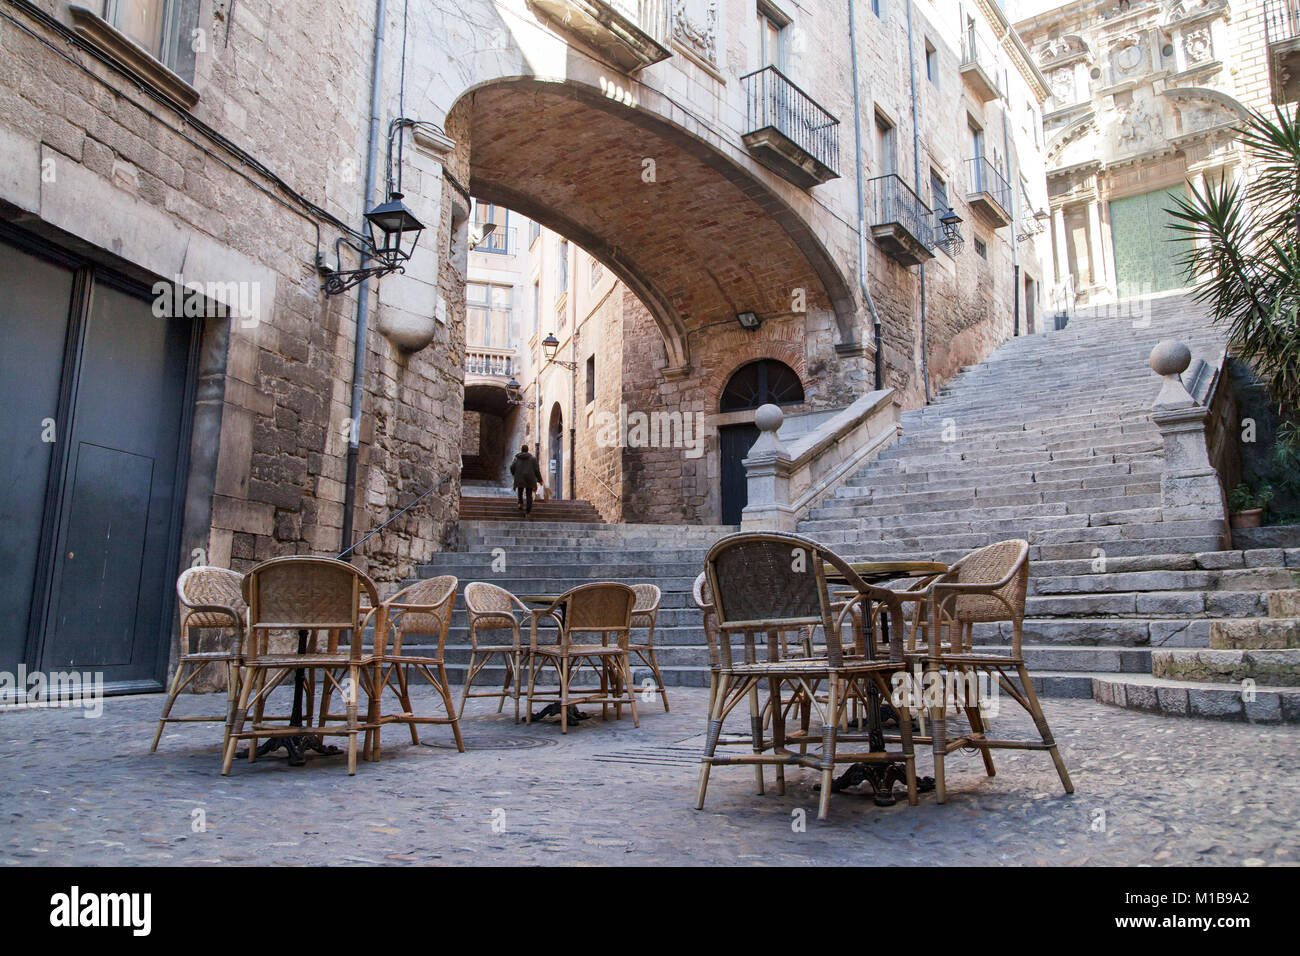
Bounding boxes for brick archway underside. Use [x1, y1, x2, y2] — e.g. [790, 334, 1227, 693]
[462, 80, 857, 373]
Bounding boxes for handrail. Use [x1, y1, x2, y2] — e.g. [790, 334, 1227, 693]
[588, 469, 622, 504]
[1265, 0, 1300, 45]
[337, 474, 454, 559]
[741, 65, 840, 175]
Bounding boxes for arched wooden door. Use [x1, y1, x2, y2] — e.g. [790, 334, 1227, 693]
[547, 403, 564, 501]
[718, 359, 804, 524]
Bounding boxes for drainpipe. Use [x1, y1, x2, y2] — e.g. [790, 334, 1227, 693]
[905, 0, 930, 402]
[848, 0, 885, 392]
[1000, 64, 1021, 336]
[341, 0, 388, 553]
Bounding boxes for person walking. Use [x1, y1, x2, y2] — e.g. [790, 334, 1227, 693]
[510, 443, 544, 517]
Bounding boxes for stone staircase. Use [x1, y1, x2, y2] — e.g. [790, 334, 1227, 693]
[410, 293, 1300, 721]
[457, 495, 605, 523]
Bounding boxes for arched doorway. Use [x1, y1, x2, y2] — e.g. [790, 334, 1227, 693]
[547, 403, 564, 501]
[718, 359, 805, 524]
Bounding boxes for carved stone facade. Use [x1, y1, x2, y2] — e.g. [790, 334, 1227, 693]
[1015, 0, 1277, 305]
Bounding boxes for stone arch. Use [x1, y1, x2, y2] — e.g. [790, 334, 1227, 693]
[445, 75, 859, 374]
[707, 341, 808, 413]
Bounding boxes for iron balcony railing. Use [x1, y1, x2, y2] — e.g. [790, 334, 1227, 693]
[868, 174, 935, 249]
[465, 346, 515, 378]
[475, 225, 518, 256]
[961, 27, 998, 73]
[967, 156, 1011, 214]
[1265, 0, 1300, 45]
[741, 65, 841, 176]
[604, 0, 668, 45]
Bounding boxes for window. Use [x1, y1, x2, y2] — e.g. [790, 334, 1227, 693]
[756, 2, 787, 70]
[875, 111, 896, 178]
[466, 282, 512, 348]
[872, 0, 884, 19]
[925, 39, 938, 86]
[103, 0, 196, 75]
[531, 281, 540, 335]
[529, 219, 541, 246]
[974, 237, 988, 259]
[585, 355, 596, 405]
[719, 359, 805, 412]
[590, 255, 604, 288]
[969, 118, 985, 161]
[557, 239, 569, 296]
[474, 202, 509, 254]
[931, 169, 949, 216]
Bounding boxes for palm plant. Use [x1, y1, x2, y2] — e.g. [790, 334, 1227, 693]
[1167, 105, 1300, 414]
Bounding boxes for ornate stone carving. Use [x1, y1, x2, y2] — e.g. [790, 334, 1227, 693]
[1183, 26, 1212, 65]
[672, 0, 718, 68]
[1117, 95, 1163, 151]
[1110, 36, 1148, 79]
[1050, 67, 1076, 105]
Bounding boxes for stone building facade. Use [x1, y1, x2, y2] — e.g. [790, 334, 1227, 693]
[1014, 0, 1278, 306]
[0, 0, 1050, 691]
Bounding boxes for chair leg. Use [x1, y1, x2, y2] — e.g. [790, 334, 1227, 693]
[769, 676, 785, 796]
[222, 664, 256, 776]
[621, 653, 639, 728]
[928, 661, 947, 804]
[495, 651, 512, 714]
[696, 674, 732, 810]
[817, 676, 840, 822]
[436, 662, 465, 753]
[394, 664, 419, 746]
[222, 661, 240, 753]
[458, 649, 477, 719]
[965, 667, 996, 779]
[525, 651, 538, 725]
[150, 651, 190, 753]
[748, 681, 765, 796]
[560, 657, 570, 734]
[1018, 662, 1073, 795]
[512, 650, 522, 724]
[346, 664, 359, 775]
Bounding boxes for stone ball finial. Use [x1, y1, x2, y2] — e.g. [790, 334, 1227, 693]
[1149, 340, 1191, 377]
[754, 403, 784, 433]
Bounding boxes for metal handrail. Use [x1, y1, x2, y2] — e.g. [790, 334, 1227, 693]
[588, 469, 622, 504]
[961, 26, 998, 74]
[741, 65, 840, 175]
[337, 475, 454, 559]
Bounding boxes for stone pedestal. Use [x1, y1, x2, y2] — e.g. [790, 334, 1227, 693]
[1149, 340, 1231, 543]
[740, 404, 797, 531]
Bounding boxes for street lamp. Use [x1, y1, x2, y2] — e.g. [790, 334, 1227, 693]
[541, 332, 577, 370]
[506, 375, 536, 408]
[322, 192, 425, 295]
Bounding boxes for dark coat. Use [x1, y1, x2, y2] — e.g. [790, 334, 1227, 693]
[510, 451, 543, 491]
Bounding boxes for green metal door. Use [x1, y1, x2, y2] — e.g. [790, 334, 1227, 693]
[1108, 186, 1190, 297]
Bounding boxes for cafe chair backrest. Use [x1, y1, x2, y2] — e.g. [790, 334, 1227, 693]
[242, 556, 377, 631]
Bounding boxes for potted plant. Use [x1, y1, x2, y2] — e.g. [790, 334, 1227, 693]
[1228, 481, 1273, 529]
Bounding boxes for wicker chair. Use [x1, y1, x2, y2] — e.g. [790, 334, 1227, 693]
[221, 557, 382, 776]
[354, 575, 464, 753]
[525, 582, 638, 734]
[628, 583, 669, 712]
[151, 567, 247, 753]
[461, 582, 530, 722]
[696, 532, 918, 821]
[916, 539, 1073, 803]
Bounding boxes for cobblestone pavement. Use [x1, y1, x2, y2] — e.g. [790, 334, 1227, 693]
[1, 687, 1296, 866]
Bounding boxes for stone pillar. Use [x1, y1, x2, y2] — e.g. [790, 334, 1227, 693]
[740, 404, 796, 532]
[1148, 340, 1231, 546]
[1087, 199, 1110, 293]
[1052, 206, 1070, 288]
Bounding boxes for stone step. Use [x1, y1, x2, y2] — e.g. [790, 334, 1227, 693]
[1269, 589, 1300, 617]
[1091, 673, 1300, 723]
[1151, 648, 1300, 686]
[1209, 618, 1300, 649]
[1031, 566, 1300, 596]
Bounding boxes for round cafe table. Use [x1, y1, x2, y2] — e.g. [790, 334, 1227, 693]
[517, 594, 594, 724]
[822, 560, 947, 804]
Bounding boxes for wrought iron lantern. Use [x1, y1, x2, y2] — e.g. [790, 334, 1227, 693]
[322, 192, 425, 295]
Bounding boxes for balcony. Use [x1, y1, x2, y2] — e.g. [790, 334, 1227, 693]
[868, 174, 935, 267]
[741, 66, 840, 188]
[473, 226, 518, 257]
[965, 157, 1013, 228]
[465, 346, 516, 383]
[528, 0, 670, 73]
[960, 29, 1001, 103]
[1265, 0, 1300, 104]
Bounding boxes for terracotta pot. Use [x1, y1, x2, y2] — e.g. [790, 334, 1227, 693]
[1230, 508, 1264, 529]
